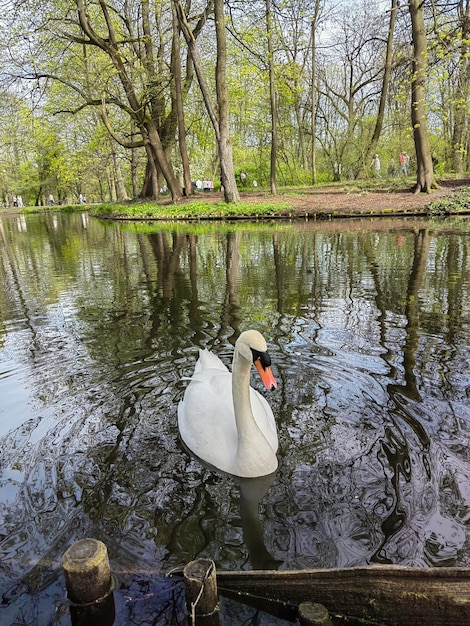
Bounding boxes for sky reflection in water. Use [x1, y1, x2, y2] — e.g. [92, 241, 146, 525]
[0, 212, 469, 624]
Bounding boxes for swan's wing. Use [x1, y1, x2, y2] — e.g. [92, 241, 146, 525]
[178, 369, 237, 467]
[249, 387, 278, 453]
[194, 349, 229, 374]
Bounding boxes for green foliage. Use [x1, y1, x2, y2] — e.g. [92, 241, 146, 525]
[428, 187, 470, 215]
[90, 199, 293, 220]
[19, 204, 87, 214]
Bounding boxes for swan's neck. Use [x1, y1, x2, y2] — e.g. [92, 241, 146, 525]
[232, 351, 268, 446]
[231, 348, 277, 477]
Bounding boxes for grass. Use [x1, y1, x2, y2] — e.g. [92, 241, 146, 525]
[90, 199, 294, 220]
[19, 204, 87, 214]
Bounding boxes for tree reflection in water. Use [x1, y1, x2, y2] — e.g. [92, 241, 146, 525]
[0, 213, 469, 624]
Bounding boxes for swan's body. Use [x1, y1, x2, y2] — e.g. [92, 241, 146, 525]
[178, 330, 278, 478]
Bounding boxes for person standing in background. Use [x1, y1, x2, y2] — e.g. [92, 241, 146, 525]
[372, 154, 381, 178]
[399, 151, 408, 176]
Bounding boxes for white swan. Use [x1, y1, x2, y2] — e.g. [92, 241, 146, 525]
[178, 330, 278, 478]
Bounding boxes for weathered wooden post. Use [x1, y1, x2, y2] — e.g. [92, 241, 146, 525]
[62, 538, 115, 626]
[183, 558, 220, 625]
[299, 601, 333, 626]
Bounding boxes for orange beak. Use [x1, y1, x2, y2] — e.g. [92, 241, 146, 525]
[254, 359, 277, 391]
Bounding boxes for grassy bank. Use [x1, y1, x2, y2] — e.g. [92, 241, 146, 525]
[89, 199, 293, 220]
[19, 204, 86, 214]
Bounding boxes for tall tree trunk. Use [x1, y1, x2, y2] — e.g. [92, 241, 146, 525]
[310, 0, 323, 185]
[142, 144, 161, 199]
[266, 0, 277, 194]
[408, 0, 439, 193]
[364, 0, 397, 168]
[451, 0, 470, 173]
[131, 144, 139, 199]
[111, 147, 129, 201]
[175, 0, 239, 203]
[294, 101, 307, 172]
[311, 15, 317, 185]
[106, 166, 117, 201]
[141, 0, 181, 200]
[146, 121, 182, 199]
[175, 1, 220, 137]
[214, 0, 239, 203]
[172, 2, 194, 196]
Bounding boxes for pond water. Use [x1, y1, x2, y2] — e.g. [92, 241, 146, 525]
[0, 211, 469, 625]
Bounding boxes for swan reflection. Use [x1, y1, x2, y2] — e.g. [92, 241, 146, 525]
[238, 472, 282, 570]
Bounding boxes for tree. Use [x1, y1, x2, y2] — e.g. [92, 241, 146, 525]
[74, 0, 182, 201]
[363, 0, 398, 170]
[3, 0, 189, 201]
[0, 93, 33, 205]
[266, 0, 278, 194]
[316, 3, 388, 178]
[310, 1, 324, 185]
[214, 0, 239, 202]
[175, 0, 239, 203]
[451, 0, 470, 173]
[408, 0, 439, 192]
[172, 2, 194, 197]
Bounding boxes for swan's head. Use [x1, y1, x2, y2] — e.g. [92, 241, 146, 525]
[236, 330, 277, 391]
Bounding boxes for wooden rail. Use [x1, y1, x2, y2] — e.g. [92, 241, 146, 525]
[217, 565, 470, 625]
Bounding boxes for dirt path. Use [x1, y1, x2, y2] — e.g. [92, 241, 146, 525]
[280, 178, 467, 216]
[166, 177, 469, 218]
[223, 177, 470, 217]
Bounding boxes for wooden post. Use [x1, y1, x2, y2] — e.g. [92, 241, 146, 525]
[299, 602, 333, 626]
[183, 559, 220, 624]
[62, 538, 115, 626]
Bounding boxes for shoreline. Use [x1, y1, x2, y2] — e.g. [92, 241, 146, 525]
[2, 177, 469, 220]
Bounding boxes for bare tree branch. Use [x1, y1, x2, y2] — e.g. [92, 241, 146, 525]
[101, 96, 147, 148]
